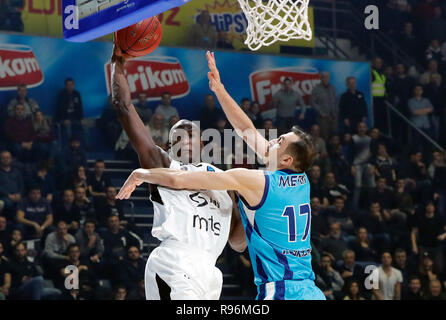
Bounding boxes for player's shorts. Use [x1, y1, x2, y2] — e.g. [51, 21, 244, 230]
[256, 279, 326, 300]
[145, 238, 223, 300]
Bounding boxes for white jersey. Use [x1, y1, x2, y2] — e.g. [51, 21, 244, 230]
[150, 160, 232, 261]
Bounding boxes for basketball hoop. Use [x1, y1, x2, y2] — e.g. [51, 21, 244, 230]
[237, 0, 312, 51]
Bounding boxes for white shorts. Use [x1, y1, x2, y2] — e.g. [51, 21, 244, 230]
[145, 239, 223, 300]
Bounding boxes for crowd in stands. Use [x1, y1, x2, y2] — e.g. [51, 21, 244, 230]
[1, 0, 446, 301]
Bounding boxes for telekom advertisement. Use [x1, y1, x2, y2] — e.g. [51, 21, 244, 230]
[0, 34, 371, 121]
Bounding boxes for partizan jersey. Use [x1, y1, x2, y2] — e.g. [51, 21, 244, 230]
[150, 160, 233, 261]
[238, 169, 315, 287]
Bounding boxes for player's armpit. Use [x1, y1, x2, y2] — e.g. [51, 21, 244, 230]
[228, 191, 247, 252]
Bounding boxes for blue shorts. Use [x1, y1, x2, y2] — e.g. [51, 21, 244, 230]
[256, 279, 326, 300]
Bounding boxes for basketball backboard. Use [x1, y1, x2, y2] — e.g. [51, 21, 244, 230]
[62, 0, 192, 42]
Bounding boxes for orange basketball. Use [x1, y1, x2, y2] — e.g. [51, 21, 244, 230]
[115, 16, 162, 57]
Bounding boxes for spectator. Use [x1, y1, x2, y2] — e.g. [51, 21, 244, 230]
[399, 22, 418, 59]
[113, 246, 146, 292]
[54, 78, 85, 144]
[310, 72, 337, 140]
[338, 76, 368, 134]
[433, 152, 446, 221]
[321, 173, 349, 205]
[199, 94, 225, 130]
[74, 186, 94, 225]
[8, 242, 60, 300]
[371, 252, 403, 300]
[134, 92, 153, 123]
[32, 111, 55, 160]
[350, 227, 377, 262]
[310, 197, 329, 245]
[393, 63, 416, 141]
[425, 39, 444, 63]
[0, 150, 24, 219]
[154, 92, 179, 128]
[65, 165, 89, 192]
[420, 59, 441, 86]
[126, 278, 146, 300]
[113, 284, 127, 300]
[343, 280, 365, 300]
[0, 242, 11, 300]
[318, 222, 349, 261]
[5, 229, 22, 258]
[7, 83, 39, 119]
[402, 151, 432, 206]
[357, 202, 391, 255]
[56, 136, 87, 183]
[351, 122, 375, 208]
[424, 279, 446, 300]
[16, 185, 53, 240]
[190, 10, 217, 48]
[57, 244, 97, 295]
[314, 252, 344, 300]
[271, 78, 305, 135]
[74, 219, 104, 262]
[393, 248, 414, 286]
[336, 250, 365, 286]
[410, 202, 446, 271]
[100, 215, 142, 265]
[168, 115, 180, 131]
[42, 221, 76, 268]
[52, 189, 81, 233]
[246, 101, 264, 129]
[403, 276, 424, 300]
[148, 113, 169, 150]
[371, 57, 389, 135]
[0, 0, 24, 32]
[310, 124, 331, 174]
[423, 73, 444, 141]
[309, 165, 328, 207]
[3, 103, 36, 163]
[87, 160, 111, 201]
[95, 186, 126, 227]
[370, 144, 397, 184]
[325, 197, 354, 236]
[0, 216, 11, 249]
[97, 95, 121, 148]
[394, 178, 415, 217]
[414, 252, 440, 294]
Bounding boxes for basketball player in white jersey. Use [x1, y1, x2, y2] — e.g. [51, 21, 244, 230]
[110, 44, 247, 300]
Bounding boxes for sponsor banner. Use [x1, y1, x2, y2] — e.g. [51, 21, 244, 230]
[20, 0, 314, 52]
[104, 56, 190, 100]
[0, 44, 44, 90]
[0, 33, 371, 123]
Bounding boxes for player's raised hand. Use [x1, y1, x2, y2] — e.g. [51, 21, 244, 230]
[116, 169, 145, 200]
[111, 34, 133, 62]
[206, 51, 222, 92]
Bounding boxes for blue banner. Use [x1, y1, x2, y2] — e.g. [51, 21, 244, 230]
[0, 33, 371, 123]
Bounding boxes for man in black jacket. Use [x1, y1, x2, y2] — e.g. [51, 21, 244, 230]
[339, 77, 368, 134]
[54, 78, 85, 144]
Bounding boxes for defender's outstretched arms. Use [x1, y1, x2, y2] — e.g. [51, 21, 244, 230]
[111, 43, 171, 169]
[206, 51, 270, 163]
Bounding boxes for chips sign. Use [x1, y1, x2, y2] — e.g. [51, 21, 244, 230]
[104, 56, 190, 100]
[250, 67, 321, 111]
[0, 44, 44, 91]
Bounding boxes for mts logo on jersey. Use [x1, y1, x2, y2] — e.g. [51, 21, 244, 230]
[189, 192, 221, 236]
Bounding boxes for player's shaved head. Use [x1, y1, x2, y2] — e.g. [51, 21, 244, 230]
[169, 119, 202, 164]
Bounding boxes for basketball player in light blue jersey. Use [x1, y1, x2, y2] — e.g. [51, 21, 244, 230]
[116, 52, 325, 300]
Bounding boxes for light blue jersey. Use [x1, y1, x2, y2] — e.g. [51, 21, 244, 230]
[238, 169, 325, 300]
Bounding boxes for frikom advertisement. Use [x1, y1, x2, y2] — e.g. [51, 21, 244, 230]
[0, 33, 371, 121]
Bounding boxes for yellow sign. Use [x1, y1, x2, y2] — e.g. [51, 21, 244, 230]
[20, 0, 314, 52]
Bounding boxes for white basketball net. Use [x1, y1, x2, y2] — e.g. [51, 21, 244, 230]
[237, 0, 312, 51]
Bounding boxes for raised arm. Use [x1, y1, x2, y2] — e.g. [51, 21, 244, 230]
[111, 43, 170, 169]
[116, 167, 266, 209]
[206, 51, 269, 162]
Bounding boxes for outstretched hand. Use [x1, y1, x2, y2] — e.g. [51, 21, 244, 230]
[206, 51, 222, 92]
[116, 169, 145, 200]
